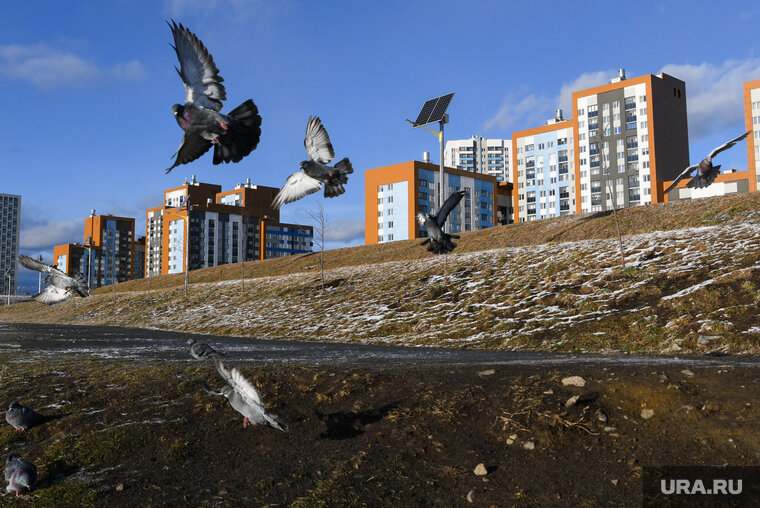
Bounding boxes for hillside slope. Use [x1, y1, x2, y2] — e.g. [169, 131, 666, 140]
[3, 192, 760, 354]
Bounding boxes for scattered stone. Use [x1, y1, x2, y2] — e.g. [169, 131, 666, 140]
[506, 434, 517, 445]
[478, 369, 496, 377]
[698, 335, 722, 345]
[474, 463, 488, 476]
[116, 483, 124, 492]
[640, 409, 655, 420]
[543, 389, 554, 395]
[681, 369, 694, 377]
[603, 426, 616, 433]
[661, 342, 682, 353]
[466, 489, 475, 503]
[565, 395, 580, 408]
[702, 401, 720, 413]
[596, 410, 608, 423]
[611, 479, 619, 486]
[562, 376, 586, 387]
[523, 441, 535, 450]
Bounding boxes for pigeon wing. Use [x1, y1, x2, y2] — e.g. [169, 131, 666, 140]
[304, 116, 335, 164]
[169, 20, 226, 111]
[436, 190, 466, 228]
[166, 132, 213, 173]
[33, 286, 70, 305]
[662, 164, 698, 195]
[707, 130, 751, 159]
[272, 171, 323, 208]
[18, 255, 67, 278]
[213, 357, 262, 406]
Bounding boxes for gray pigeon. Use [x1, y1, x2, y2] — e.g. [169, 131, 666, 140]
[663, 130, 751, 194]
[18, 255, 89, 304]
[166, 20, 262, 173]
[4, 453, 37, 496]
[204, 357, 288, 432]
[5, 401, 45, 432]
[417, 190, 466, 255]
[187, 338, 222, 360]
[272, 116, 353, 208]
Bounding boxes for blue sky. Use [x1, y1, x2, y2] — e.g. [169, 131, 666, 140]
[3, 1, 760, 293]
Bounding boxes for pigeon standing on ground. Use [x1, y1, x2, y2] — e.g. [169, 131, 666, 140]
[417, 190, 466, 255]
[272, 116, 353, 208]
[5, 401, 45, 432]
[4, 453, 37, 496]
[187, 338, 222, 360]
[204, 357, 288, 432]
[663, 131, 751, 194]
[166, 20, 262, 173]
[17, 255, 89, 304]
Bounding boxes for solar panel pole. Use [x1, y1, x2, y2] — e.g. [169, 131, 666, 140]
[439, 114, 448, 225]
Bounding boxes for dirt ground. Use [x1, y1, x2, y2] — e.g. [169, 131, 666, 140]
[1, 357, 759, 507]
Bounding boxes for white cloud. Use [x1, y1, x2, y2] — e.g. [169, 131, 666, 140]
[164, 0, 289, 20]
[661, 58, 760, 140]
[20, 221, 80, 249]
[326, 219, 364, 243]
[0, 43, 146, 90]
[483, 69, 614, 134]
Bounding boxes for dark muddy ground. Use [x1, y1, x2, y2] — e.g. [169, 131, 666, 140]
[0, 324, 759, 506]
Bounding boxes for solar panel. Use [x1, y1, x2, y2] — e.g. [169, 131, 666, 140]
[411, 92, 455, 127]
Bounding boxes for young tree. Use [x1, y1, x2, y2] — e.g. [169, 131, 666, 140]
[306, 203, 328, 291]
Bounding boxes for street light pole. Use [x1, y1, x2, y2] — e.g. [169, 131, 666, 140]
[185, 203, 192, 299]
[38, 254, 43, 293]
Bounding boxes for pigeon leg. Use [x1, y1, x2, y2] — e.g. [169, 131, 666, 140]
[243, 417, 250, 428]
[212, 137, 219, 144]
[220, 122, 228, 131]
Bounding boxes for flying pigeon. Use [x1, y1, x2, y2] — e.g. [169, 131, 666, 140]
[5, 401, 45, 432]
[4, 454, 36, 497]
[187, 338, 222, 360]
[417, 190, 466, 255]
[663, 131, 751, 194]
[204, 357, 288, 432]
[17, 255, 89, 304]
[166, 20, 262, 173]
[272, 116, 353, 208]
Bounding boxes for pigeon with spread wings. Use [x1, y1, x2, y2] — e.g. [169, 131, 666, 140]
[663, 131, 751, 195]
[166, 20, 262, 173]
[204, 357, 288, 432]
[272, 116, 353, 208]
[17, 255, 89, 304]
[417, 190, 466, 255]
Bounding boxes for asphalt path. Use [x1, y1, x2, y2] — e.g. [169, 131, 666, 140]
[2, 322, 760, 369]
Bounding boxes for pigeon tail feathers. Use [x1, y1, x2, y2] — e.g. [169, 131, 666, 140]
[213, 99, 262, 165]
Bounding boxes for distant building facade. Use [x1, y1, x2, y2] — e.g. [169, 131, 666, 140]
[146, 176, 312, 276]
[745, 79, 760, 189]
[573, 70, 690, 213]
[512, 111, 575, 222]
[444, 136, 512, 183]
[0, 193, 21, 296]
[365, 160, 497, 245]
[53, 212, 138, 288]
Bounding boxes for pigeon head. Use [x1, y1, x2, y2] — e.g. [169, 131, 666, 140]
[220, 385, 235, 399]
[6, 453, 20, 465]
[8, 401, 20, 410]
[172, 104, 184, 117]
[300, 160, 312, 171]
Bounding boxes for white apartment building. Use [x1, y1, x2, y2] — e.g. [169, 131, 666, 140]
[444, 136, 512, 183]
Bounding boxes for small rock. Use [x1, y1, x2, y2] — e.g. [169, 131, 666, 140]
[115, 483, 124, 492]
[698, 335, 722, 345]
[562, 376, 586, 387]
[641, 409, 655, 420]
[661, 342, 682, 353]
[523, 441, 535, 450]
[681, 369, 694, 377]
[474, 463, 488, 476]
[478, 369, 496, 377]
[611, 479, 619, 486]
[565, 395, 580, 408]
[543, 389, 554, 395]
[466, 489, 475, 503]
[603, 426, 616, 432]
[506, 433, 517, 445]
[597, 410, 608, 423]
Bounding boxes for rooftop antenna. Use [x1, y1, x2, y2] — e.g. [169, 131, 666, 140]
[406, 92, 455, 220]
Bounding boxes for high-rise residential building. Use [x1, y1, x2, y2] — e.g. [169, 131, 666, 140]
[444, 136, 512, 182]
[512, 110, 576, 222]
[364, 160, 497, 245]
[0, 193, 21, 297]
[133, 237, 146, 280]
[745, 79, 760, 189]
[53, 212, 136, 288]
[146, 176, 312, 276]
[573, 70, 690, 213]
